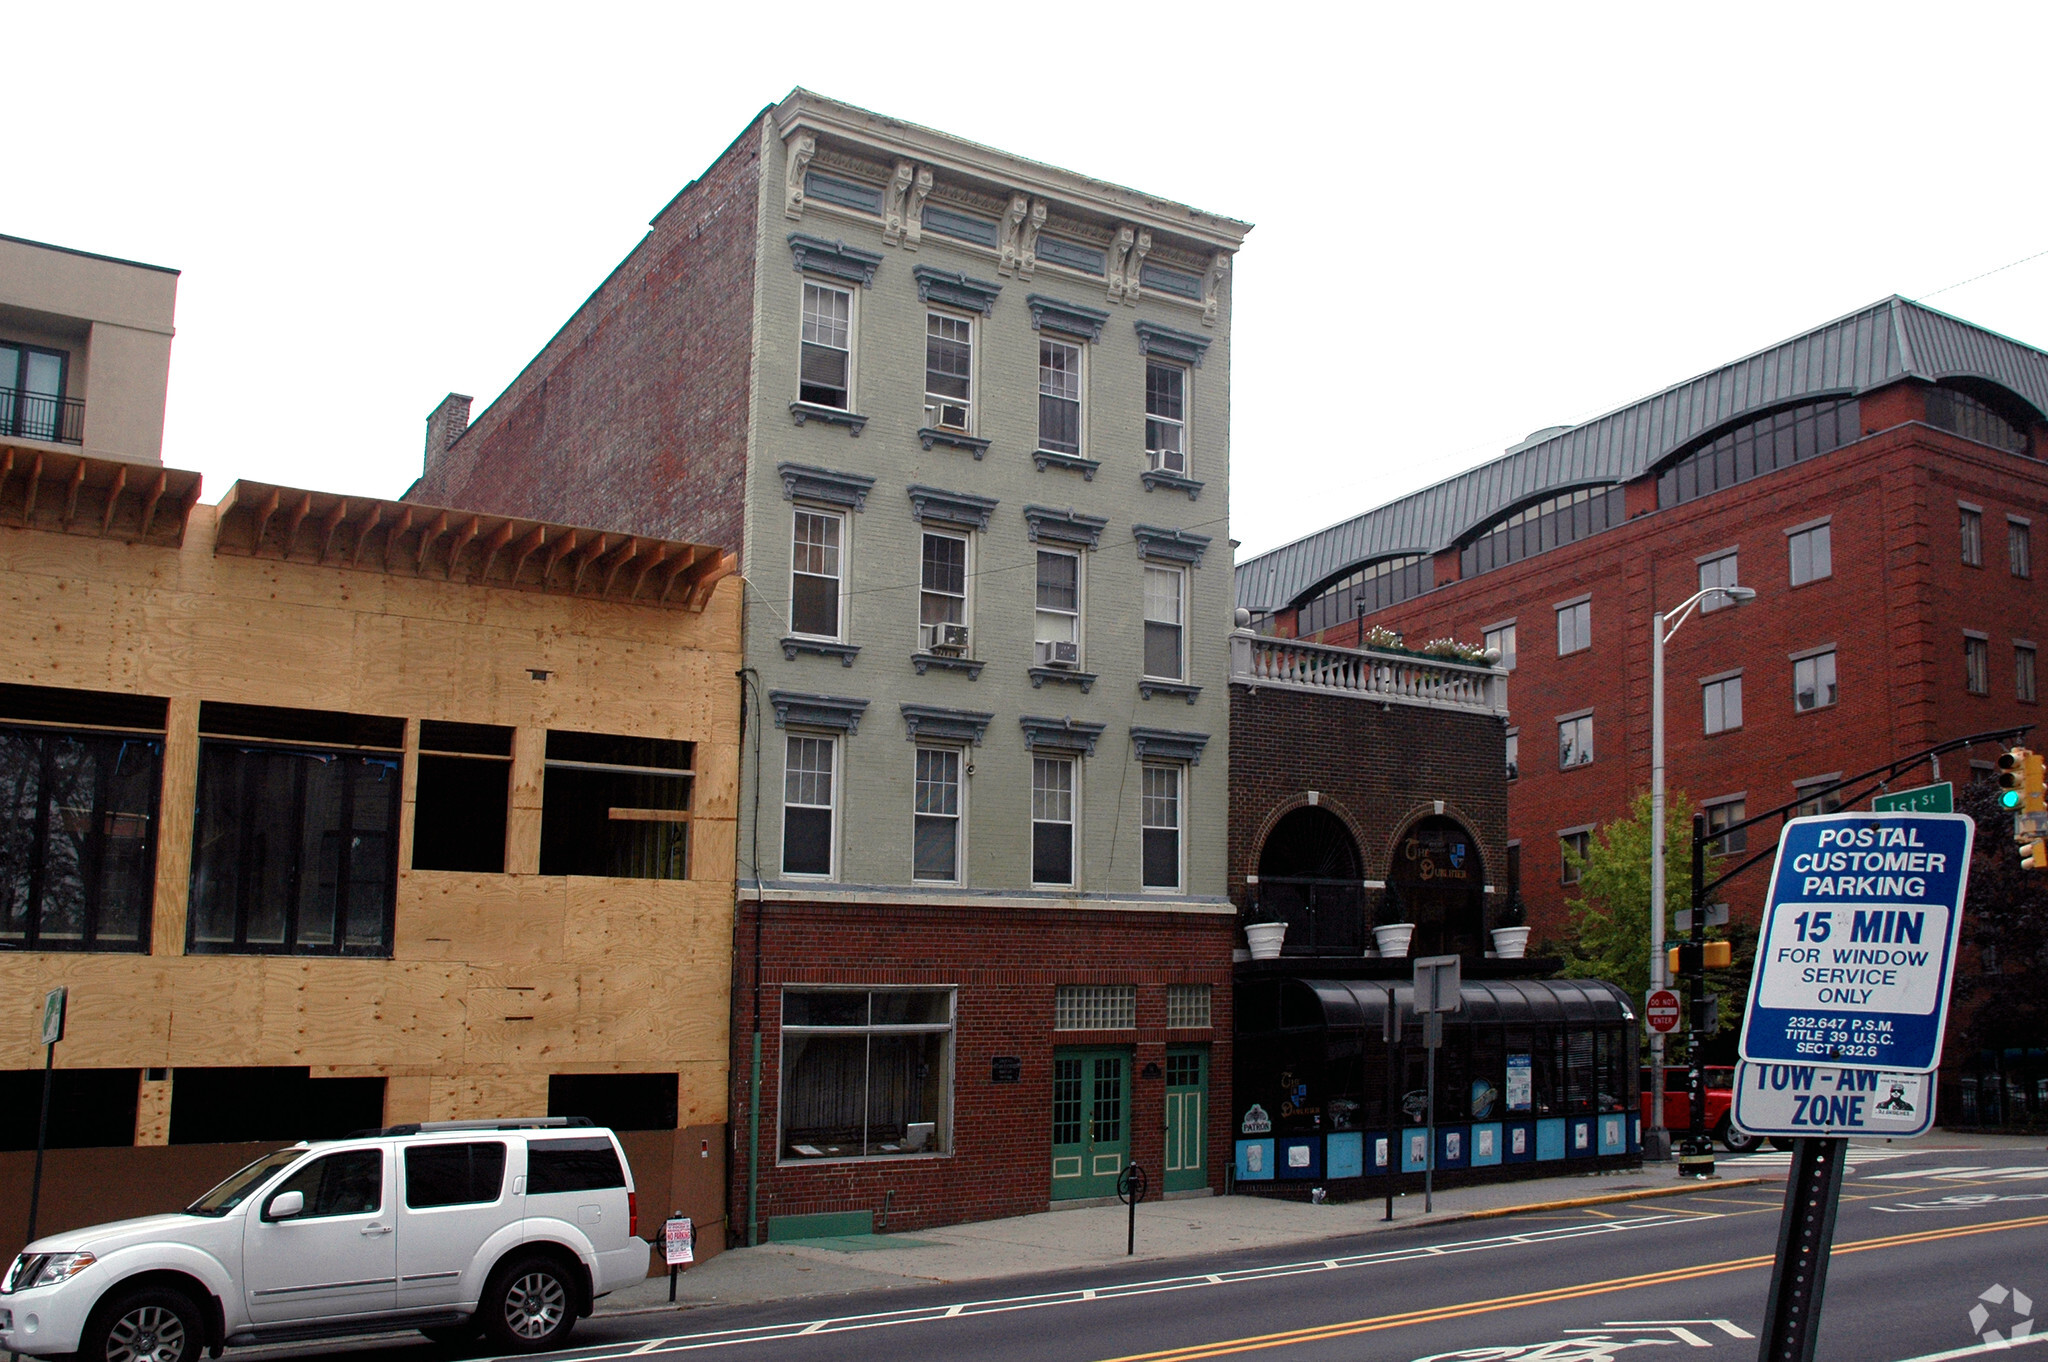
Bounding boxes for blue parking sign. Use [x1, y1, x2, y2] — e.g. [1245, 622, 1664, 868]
[1739, 812, 1974, 1072]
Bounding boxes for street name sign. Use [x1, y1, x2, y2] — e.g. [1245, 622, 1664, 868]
[1645, 989, 1680, 1034]
[1871, 782, 1953, 814]
[1732, 1062, 1935, 1138]
[1739, 811, 1974, 1072]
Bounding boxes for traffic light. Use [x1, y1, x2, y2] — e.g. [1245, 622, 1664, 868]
[1997, 747, 2045, 811]
[1669, 940, 1733, 973]
[2024, 841, 2048, 870]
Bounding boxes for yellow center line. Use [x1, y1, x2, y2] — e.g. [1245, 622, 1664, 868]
[1579, 1208, 1618, 1220]
[1091, 1212, 2048, 1362]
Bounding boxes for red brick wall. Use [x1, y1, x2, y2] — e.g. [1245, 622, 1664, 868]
[727, 900, 1234, 1239]
[1322, 415, 2048, 947]
[410, 115, 765, 558]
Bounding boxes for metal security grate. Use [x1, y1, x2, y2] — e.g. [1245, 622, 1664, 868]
[1055, 984, 1136, 1030]
[1166, 984, 1212, 1029]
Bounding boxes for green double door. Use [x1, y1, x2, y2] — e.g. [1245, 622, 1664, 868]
[1052, 1047, 1129, 1199]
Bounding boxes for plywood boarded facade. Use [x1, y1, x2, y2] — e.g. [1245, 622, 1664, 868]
[0, 454, 740, 1261]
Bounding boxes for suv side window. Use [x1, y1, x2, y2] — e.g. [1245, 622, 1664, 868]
[526, 1137, 625, 1194]
[405, 1141, 507, 1209]
[266, 1149, 383, 1219]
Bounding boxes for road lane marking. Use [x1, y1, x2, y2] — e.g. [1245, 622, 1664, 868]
[1890, 1333, 2048, 1361]
[1089, 1212, 2048, 1362]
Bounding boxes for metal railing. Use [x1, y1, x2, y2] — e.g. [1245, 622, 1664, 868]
[1254, 877, 1367, 956]
[1229, 629, 1508, 715]
[0, 388, 85, 444]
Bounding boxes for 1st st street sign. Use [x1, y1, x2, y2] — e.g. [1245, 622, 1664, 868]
[1740, 811, 1974, 1073]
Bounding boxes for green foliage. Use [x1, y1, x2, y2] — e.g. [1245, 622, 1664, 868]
[1952, 778, 2048, 1059]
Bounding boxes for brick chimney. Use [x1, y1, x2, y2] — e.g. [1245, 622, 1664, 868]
[422, 393, 473, 483]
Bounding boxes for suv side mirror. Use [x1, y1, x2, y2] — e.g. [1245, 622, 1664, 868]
[266, 1190, 305, 1221]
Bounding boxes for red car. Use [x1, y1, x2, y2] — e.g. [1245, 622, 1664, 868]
[1640, 1066, 1774, 1153]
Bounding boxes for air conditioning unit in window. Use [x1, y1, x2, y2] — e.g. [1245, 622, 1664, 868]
[1037, 640, 1080, 668]
[921, 622, 970, 655]
[925, 402, 970, 433]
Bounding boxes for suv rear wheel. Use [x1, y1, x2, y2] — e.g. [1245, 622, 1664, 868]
[1719, 1119, 1765, 1154]
[480, 1253, 579, 1353]
[84, 1287, 203, 1362]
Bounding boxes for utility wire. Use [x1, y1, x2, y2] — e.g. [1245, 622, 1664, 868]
[1919, 246, 2048, 301]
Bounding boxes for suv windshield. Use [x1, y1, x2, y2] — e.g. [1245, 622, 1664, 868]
[186, 1148, 305, 1216]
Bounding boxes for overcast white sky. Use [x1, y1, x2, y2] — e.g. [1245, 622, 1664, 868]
[13, 2, 2048, 562]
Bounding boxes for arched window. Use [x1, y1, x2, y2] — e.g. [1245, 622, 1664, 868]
[1255, 806, 1364, 956]
[1656, 397, 1860, 508]
[1292, 555, 1432, 637]
[1460, 485, 1624, 578]
[1926, 385, 2029, 455]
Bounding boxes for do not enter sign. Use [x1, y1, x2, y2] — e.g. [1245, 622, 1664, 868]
[1646, 989, 1681, 1034]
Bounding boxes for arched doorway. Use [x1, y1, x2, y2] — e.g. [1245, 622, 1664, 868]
[1256, 806, 1365, 955]
[1387, 815, 1485, 960]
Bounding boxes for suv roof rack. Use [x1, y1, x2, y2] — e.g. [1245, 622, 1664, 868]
[348, 1117, 596, 1138]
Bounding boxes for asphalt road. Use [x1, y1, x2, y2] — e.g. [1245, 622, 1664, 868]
[253, 1145, 2048, 1362]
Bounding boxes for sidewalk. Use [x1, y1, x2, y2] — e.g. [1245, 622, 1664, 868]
[604, 1163, 1774, 1316]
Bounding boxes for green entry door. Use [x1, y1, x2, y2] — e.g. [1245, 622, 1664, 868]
[1052, 1047, 1130, 1199]
[1164, 1047, 1208, 1193]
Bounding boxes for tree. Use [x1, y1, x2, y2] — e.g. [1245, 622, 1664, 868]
[1950, 778, 2048, 1064]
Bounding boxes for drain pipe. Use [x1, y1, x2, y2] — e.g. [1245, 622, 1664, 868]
[736, 661, 766, 1247]
[747, 1032, 762, 1245]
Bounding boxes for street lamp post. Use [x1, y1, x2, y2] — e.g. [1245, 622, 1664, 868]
[1646, 583, 1755, 1162]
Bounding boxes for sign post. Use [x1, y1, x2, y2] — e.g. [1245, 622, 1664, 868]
[1413, 955, 1461, 1213]
[1740, 812, 1974, 1362]
[24, 987, 66, 1253]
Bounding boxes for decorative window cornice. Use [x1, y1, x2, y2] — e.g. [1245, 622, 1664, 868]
[1139, 679, 1203, 704]
[788, 402, 868, 436]
[1028, 665, 1096, 693]
[907, 485, 998, 531]
[1027, 294, 1111, 342]
[916, 428, 991, 458]
[913, 652, 984, 680]
[1134, 320, 1213, 368]
[1128, 726, 1210, 765]
[1033, 450, 1100, 481]
[1140, 469, 1204, 501]
[1133, 523, 1211, 566]
[1024, 505, 1108, 549]
[788, 233, 884, 287]
[779, 462, 876, 511]
[1020, 714, 1107, 755]
[913, 265, 1002, 315]
[781, 638, 860, 666]
[901, 704, 995, 746]
[768, 691, 869, 734]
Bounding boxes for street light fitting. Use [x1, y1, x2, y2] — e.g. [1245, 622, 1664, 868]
[1714, 585, 1758, 603]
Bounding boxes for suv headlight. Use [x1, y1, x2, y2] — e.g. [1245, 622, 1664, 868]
[3, 1252, 96, 1293]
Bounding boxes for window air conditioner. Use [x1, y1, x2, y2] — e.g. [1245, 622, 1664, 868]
[925, 403, 970, 433]
[1037, 640, 1080, 668]
[922, 622, 969, 655]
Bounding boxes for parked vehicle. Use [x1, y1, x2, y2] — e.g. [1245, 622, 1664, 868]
[1639, 1066, 1773, 1153]
[0, 1118, 647, 1362]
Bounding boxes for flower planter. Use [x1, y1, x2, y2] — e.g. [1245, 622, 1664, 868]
[1490, 926, 1531, 959]
[1245, 922, 1288, 960]
[1372, 923, 1414, 958]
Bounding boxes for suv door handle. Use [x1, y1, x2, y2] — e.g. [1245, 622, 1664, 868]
[360, 1224, 393, 1236]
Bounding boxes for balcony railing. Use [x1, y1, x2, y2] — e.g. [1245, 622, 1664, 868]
[1230, 629, 1508, 715]
[0, 387, 85, 444]
[1255, 877, 1368, 956]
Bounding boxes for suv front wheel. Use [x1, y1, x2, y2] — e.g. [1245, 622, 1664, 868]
[84, 1287, 204, 1362]
[481, 1253, 579, 1353]
[1719, 1119, 1765, 1155]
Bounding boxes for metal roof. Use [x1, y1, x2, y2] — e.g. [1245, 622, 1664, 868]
[1237, 297, 2048, 612]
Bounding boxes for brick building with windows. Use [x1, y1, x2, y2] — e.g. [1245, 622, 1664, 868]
[1236, 299, 2048, 965]
[407, 91, 1251, 1237]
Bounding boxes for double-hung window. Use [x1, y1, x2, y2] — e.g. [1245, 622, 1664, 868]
[1793, 649, 1837, 712]
[1965, 634, 1991, 695]
[1704, 797, 1748, 854]
[1504, 728, 1519, 780]
[1141, 765, 1182, 891]
[2018, 644, 2039, 703]
[800, 282, 853, 409]
[1035, 550, 1081, 664]
[790, 509, 843, 640]
[1032, 757, 1076, 887]
[2011, 518, 2033, 578]
[1795, 777, 1844, 818]
[924, 313, 973, 432]
[782, 735, 836, 878]
[1039, 340, 1083, 455]
[1697, 550, 1739, 610]
[1560, 827, 1592, 885]
[1558, 712, 1593, 768]
[1556, 597, 1591, 655]
[919, 531, 968, 654]
[1788, 521, 1831, 585]
[1143, 567, 1186, 681]
[781, 989, 953, 1160]
[1701, 672, 1742, 735]
[1961, 506, 1984, 567]
[913, 747, 962, 883]
[1144, 361, 1187, 474]
[1484, 621, 1517, 671]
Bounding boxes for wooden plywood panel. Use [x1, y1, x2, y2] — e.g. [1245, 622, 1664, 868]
[396, 872, 568, 963]
[506, 728, 544, 874]
[463, 973, 580, 1066]
[0, 956, 175, 1068]
[259, 960, 465, 1068]
[384, 1073, 432, 1125]
[396, 718, 420, 874]
[429, 1071, 550, 1123]
[135, 1072, 171, 1145]
[149, 696, 200, 955]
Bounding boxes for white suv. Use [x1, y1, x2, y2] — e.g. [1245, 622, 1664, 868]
[0, 1118, 648, 1362]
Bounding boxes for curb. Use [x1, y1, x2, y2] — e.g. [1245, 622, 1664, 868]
[1444, 1176, 1772, 1222]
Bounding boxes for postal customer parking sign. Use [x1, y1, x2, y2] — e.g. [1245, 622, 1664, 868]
[1740, 812, 1973, 1073]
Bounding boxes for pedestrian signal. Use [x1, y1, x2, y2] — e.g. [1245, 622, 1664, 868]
[2024, 840, 2048, 871]
[1668, 940, 1733, 973]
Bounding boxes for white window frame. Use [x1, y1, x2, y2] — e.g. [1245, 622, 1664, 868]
[917, 528, 971, 654]
[1483, 619, 1518, 671]
[1703, 794, 1748, 855]
[1792, 646, 1838, 712]
[1696, 549, 1740, 612]
[1558, 710, 1593, 768]
[912, 745, 964, 885]
[1701, 670, 1743, 735]
[1960, 503, 1985, 568]
[1144, 359, 1189, 476]
[1038, 337, 1085, 457]
[923, 309, 975, 434]
[1142, 565, 1187, 682]
[2017, 642, 2038, 704]
[799, 279, 856, 411]
[1794, 774, 1845, 818]
[1034, 548, 1084, 666]
[2010, 516, 2032, 579]
[1965, 631, 1991, 696]
[776, 987, 955, 1164]
[1555, 595, 1591, 656]
[1140, 763, 1184, 892]
[1504, 726, 1520, 781]
[1559, 824, 1594, 886]
[1032, 755, 1078, 888]
[789, 506, 847, 642]
[1786, 518, 1832, 586]
[781, 733, 838, 879]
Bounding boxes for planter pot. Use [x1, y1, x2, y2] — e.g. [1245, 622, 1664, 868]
[1373, 923, 1414, 958]
[1491, 926, 1531, 959]
[1245, 922, 1288, 960]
